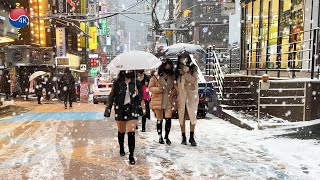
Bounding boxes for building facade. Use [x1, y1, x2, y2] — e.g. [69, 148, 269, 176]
[174, 0, 229, 48]
[240, 0, 320, 78]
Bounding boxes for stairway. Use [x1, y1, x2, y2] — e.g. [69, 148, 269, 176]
[218, 76, 256, 111]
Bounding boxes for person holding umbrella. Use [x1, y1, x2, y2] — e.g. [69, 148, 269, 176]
[104, 70, 142, 165]
[176, 55, 199, 146]
[149, 60, 176, 145]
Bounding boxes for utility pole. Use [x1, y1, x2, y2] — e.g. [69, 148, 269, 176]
[167, 0, 174, 45]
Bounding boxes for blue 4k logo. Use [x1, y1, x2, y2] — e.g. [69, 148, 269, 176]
[9, 8, 29, 28]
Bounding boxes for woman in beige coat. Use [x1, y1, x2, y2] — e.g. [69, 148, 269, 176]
[176, 55, 199, 146]
[149, 60, 176, 145]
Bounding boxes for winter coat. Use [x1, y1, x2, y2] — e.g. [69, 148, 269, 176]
[107, 79, 142, 120]
[138, 74, 151, 102]
[35, 79, 43, 96]
[149, 74, 175, 110]
[1, 73, 11, 94]
[177, 72, 199, 125]
[60, 73, 75, 95]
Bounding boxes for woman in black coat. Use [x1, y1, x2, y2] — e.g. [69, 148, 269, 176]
[104, 70, 142, 165]
[2, 69, 11, 100]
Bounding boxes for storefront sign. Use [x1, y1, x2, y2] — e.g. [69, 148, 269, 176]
[222, 2, 236, 16]
[100, 18, 108, 35]
[80, 0, 87, 14]
[89, 27, 98, 50]
[88, 3, 97, 15]
[89, 67, 98, 77]
[55, 27, 66, 57]
[100, 54, 107, 65]
[55, 57, 70, 66]
[80, 22, 86, 48]
[56, 0, 66, 13]
[80, 64, 87, 71]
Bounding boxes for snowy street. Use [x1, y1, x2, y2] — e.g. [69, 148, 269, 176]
[0, 101, 319, 179]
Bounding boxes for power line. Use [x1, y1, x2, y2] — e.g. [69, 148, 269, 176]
[121, 14, 151, 25]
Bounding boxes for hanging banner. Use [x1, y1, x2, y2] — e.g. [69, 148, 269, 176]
[89, 27, 98, 50]
[56, 0, 67, 13]
[88, 3, 97, 15]
[222, 2, 236, 16]
[55, 27, 66, 57]
[80, 0, 87, 14]
[99, 18, 108, 35]
[80, 22, 86, 48]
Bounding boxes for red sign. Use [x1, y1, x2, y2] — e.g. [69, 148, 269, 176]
[88, 59, 99, 67]
[67, 0, 76, 7]
[100, 54, 107, 65]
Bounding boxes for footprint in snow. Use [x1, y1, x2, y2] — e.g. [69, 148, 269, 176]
[301, 166, 309, 174]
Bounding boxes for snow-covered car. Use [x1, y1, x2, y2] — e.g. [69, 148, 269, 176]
[93, 83, 113, 104]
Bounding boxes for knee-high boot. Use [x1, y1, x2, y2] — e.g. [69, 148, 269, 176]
[118, 132, 125, 156]
[157, 120, 164, 144]
[164, 118, 172, 145]
[127, 132, 136, 165]
[142, 116, 146, 132]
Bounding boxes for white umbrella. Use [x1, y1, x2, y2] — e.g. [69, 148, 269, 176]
[163, 43, 205, 56]
[107, 50, 161, 73]
[29, 71, 47, 81]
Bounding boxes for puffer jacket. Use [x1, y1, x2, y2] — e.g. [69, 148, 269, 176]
[148, 75, 163, 110]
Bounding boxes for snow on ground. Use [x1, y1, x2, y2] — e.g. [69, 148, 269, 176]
[140, 114, 320, 179]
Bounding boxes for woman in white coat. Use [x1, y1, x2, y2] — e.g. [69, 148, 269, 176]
[176, 55, 199, 146]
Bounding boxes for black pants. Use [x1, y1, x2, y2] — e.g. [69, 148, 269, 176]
[37, 95, 41, 104]
[64, 91, 73, 106]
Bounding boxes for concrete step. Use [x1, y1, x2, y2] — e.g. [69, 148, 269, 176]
[220, 104, 257, 111]
[222, 92, 252, 99]
[223, 86, 251, 93]
[221, 99, 255, 106]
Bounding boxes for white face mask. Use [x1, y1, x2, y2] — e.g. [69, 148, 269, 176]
[180, 58, 188, 64]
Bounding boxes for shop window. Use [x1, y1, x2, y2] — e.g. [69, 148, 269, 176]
[260, 0, 269, 69]
[251, 0, 260, 69]
[246, 2, 252, 69]
[268, 0, 279, 69]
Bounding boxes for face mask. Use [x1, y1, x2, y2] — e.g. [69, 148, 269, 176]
[180, 58, 188, 64]
[182, 66, 189, 73]
[164, 69, 171, 73]
[125, 72, 134, 79]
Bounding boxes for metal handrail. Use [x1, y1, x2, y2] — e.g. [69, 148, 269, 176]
[212, 51, 224, 98]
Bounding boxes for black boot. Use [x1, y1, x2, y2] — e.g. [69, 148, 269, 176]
[142, 116, 146, 132]
[181, 133, 187, 145]
[128, 132, 136, 165]
[189, 132, 197, 146]
[164, 119, 172, 145]
[69, 103, 72, 107]
[157, 120, 165, 144]
[118, 132, 125, 156]
[64, 102, 67, 109]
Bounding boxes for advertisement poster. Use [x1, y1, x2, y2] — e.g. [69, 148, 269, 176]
[55, 27, 66, 57]
[80, 73, 89, 103]
[89, 27, 98, 50]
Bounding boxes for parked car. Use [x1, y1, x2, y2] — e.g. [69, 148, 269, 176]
[93, 83, 113, 104]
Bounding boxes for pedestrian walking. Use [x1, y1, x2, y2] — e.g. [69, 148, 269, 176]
[35, 76, 43, 105]
[104, 70, 142, 165]
[137, 70, 151, 132]
[149, 60, 176, 145]
[13, 76, 22, 98]
[1, 69, 11, 100]
[176, 55, 199, 146]
[60, 67, 75, 109]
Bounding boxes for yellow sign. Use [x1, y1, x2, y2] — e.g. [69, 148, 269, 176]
[81, 0, 87, 14]
[183, 9, 191, 17]
[89, 27, 98, 50]
[165, 30, 174, 36]
[80, 22, 86, 48]
[56, 57, 70, 66]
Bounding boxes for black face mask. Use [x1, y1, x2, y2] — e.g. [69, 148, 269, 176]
[163, 69, 171, 74]
[125, 72, 134, 79]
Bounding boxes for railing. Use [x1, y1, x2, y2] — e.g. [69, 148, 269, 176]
[245, 28, 320, 79]
[206, 47, 224, 99]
